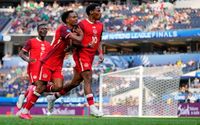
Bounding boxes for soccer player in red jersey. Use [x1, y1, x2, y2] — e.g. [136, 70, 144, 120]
[16, 23, 50, 117]
[19, 10, 86, 120]
[47, 3, 104, 117]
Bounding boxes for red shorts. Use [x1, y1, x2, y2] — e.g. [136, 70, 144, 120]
[28, 71, 39, 84]
[73, 52, 94, 73]
[38, 64, 63, 82]
[27, 61, 42, 84]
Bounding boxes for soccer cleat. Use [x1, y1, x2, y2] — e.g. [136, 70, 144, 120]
[16, 109, 22, 116]
[46, 111, 52, 116]
[16, 94, 25, 109]
[90, 105, 104, 118]
[19, 113, 32, 120]
[46, 95, 56, 114]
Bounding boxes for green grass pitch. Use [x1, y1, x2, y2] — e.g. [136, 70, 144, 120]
[1, 115, 200, 125]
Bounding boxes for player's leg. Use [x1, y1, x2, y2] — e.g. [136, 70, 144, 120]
[45, 67, 64, 92]
[16, 72, 37, 110]
[46, 68, 83, 114]
[19, 66, 50, 120]
[81, 70, 103, 117]
[16, 85, 35, 110]
[19, 80, 47, 120]
[77, 54, 103, 117]
[16, 71, 39, 116]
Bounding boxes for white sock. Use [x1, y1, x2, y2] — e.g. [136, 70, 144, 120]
[22, 108, 29, 114]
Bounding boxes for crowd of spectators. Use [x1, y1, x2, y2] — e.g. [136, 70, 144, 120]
[6, 1, 200, 34]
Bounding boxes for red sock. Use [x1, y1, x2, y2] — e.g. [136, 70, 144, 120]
[24, 91, 40, 110]
[25, 85, 35, 97]
[86, 94, 94, 106]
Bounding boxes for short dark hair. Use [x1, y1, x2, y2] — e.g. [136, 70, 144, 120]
[37, 23, 47, 30]
[86, 3, 100, 16]
[61, 10, 74, 24]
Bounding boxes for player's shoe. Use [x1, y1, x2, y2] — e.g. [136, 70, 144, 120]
[16, 94, 25, 109]
[16, 108, 22, 116]
[46, 111, 52, 116]
[90, 105, 104, 117]
[19, 113, 32, 120]
[46, 95, 56, 114]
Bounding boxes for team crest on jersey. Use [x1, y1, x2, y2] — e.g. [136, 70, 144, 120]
[33, 75, 37, 79]
[41, 47, 45, 50]
[84, 63, 89, 67]
[93, 29, 97, 35]
[43, 74, 48, 78]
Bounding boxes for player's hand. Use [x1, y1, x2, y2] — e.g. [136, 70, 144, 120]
[73, 25, 83, 35]
[98, 54, 104, 64]
[29, 58, 36, 63]
[88, 41, 95, 48]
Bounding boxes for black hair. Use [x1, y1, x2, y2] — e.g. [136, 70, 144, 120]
[61, 10, 74, 24]
[86, 3, 100, 16]
[37, 23, 47, 30]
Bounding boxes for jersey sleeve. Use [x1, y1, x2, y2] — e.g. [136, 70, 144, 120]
[78, 21, 84, 32]
[22, 39, 31, 52]
[60, 25, 71, 39]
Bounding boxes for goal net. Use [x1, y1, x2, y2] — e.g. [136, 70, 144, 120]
[99, 66, 182, 117]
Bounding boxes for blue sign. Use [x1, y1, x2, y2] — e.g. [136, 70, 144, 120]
[195, 72, 200, 78]
[0, 33, 3, 41]
[102, 28, 200, 40]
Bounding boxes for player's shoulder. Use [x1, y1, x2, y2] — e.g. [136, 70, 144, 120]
[78, 19, 87, 25]
[44, 40, 51, 45]
[58, 24, 71, 31]
[27, 38, 36, 43]
[79, 19, 87, 23]
[96, 20, 102, 24]
[57, 24, 65, 29]
[96, 21, 103, 26]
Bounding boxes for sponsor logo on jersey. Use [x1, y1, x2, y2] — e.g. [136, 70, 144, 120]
[41, 47, 45, 50]
[93, 29, 97, 35]
[43, 74, 48, 78]
[33, 75, 37, 79]
[84, 63, 89, 67]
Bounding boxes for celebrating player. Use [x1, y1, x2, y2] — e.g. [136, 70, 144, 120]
[47, 3, 104, 117]
[16, 23, 50, 113]
[19, 10, 88, 120]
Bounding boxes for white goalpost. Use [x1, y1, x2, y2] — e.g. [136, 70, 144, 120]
[99, 66, 182, 117]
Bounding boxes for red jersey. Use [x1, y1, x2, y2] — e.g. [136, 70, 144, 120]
[22, 37, 50, 72]
[41, 24, 71, 69]
[77, 19, 103, 56]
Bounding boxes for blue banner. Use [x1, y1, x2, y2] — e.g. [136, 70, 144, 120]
[0, 33, 3, 41]
[102, 28, 200, 40]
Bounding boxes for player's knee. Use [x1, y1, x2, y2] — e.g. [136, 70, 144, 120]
[35, 85, 45, 93]
[55, 84, 63, 91]
[82, 71, 92, 81]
